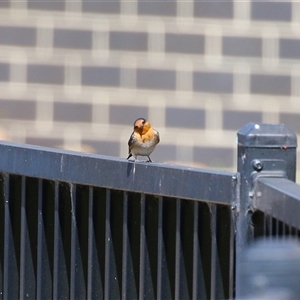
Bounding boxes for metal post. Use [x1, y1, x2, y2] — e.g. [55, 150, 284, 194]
[235, 123, 297, 297]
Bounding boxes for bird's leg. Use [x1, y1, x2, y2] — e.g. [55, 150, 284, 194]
[147, 156, 152, 162]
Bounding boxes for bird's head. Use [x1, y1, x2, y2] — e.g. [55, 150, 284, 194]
[133, 118, 151, 135]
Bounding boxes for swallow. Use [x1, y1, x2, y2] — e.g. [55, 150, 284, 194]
[127, 118, 160, 162]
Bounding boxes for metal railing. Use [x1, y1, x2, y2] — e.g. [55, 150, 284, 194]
[0, 122, 299, 299]
[0, 141, 237, 299]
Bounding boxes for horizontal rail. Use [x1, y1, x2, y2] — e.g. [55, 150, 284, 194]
[0, 141, 236, 204]
[254, 177, 300, 229]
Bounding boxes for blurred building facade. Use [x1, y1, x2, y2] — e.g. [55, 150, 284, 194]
[0, 1, 299, 171]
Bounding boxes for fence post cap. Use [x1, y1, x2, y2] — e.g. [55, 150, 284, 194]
[237, 123, 297, 148]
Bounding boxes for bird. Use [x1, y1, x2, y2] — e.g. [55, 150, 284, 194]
[127, 118, 160, 162]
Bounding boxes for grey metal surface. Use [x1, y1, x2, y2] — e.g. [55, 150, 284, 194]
[254, 177, 300, 230]
[0, 141, 236, 204]
[237, 239, 300, 299]
[238, 239, 300, 299]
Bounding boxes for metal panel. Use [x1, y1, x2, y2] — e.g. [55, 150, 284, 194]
[0, 141, 235, 204]
[0, 181, 236, 300]
[0, 140, 238, 299]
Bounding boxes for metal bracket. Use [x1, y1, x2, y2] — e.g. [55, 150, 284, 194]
[251, 159, 287, 181]
[250, 159, 287, 208]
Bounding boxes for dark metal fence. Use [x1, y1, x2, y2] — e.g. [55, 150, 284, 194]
[0, 141, 237, 299]
[0, 122, 299, 299]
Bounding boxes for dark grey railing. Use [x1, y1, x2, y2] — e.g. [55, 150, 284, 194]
[0, 141, 237, 299]
[0, 122, 299, 299]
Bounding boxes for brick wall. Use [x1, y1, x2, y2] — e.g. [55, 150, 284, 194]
[0, 2, 299, 171]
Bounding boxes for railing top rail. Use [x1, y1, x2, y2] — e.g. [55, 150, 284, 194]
[254, 177, 300, 229]
[0, 141, 237, 205]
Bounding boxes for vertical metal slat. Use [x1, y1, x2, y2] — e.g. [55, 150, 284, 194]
[156, 197, 163, 300]
[19, 176, 37, 299]
[36, 179, 43, 299]
[156, 197, 172, 300]
[3, 175, 18, 300]
[192, 201, 206, 300]
[104, 189, 111, 300]
[52, 182, 68, 299]
[87, 186, 96, 300]
[263, 213, 267, 238]
[19, 176, 35, 299]
[87, 186, 103, 299]
[228, 209, 235, 299]
[121, 192, 136, 299]
[52, 181, 60, 299]
[210, 204, 217, 300]
[87, 187, 93, 299]
[121, 192, 129, 300]
[174, 199, 189, 300]
[69, 184, 85, 299]
[19, 176, 26, 299]
[69, 184, 77, 299]
[174, 199, 181, 300]
[270, 216, 275, 237]
[139, 194, 146, 299]
[104, 189, 119, 300]
[36, 179, 52, 299]
[275, 218, 279, 239]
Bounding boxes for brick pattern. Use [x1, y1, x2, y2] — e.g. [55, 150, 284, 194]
[0, 2, 300, 172]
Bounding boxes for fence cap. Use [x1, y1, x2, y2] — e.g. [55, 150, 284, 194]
[237, 123, 297, 148]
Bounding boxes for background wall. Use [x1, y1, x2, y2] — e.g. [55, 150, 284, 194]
[0, 1, 299, 172]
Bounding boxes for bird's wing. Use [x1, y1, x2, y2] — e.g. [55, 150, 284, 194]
[154, 129, 160, 143]
[128, 132, 135, 153]
[128, 132, 143, 153]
